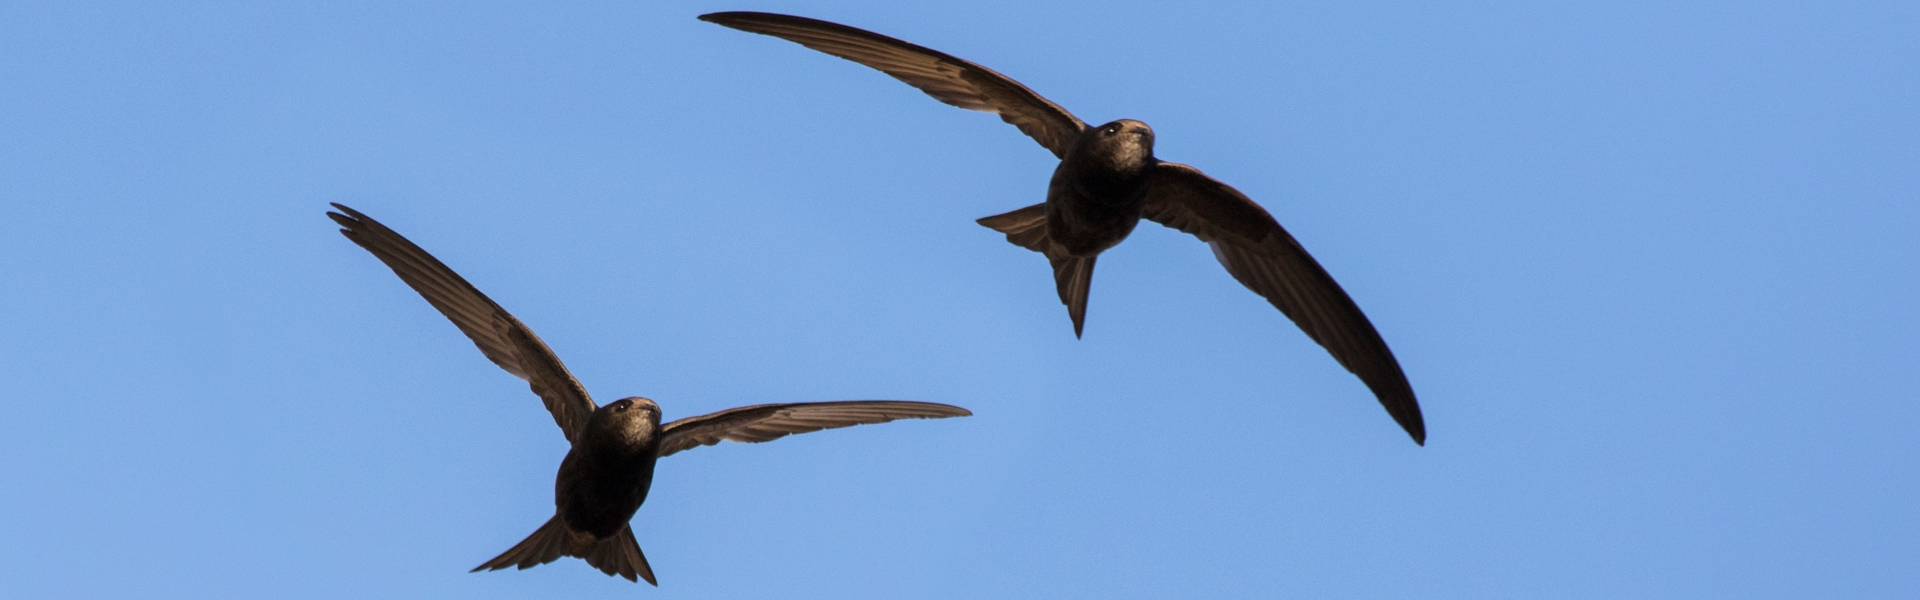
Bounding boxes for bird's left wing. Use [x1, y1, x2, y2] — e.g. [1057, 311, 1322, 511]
[657, 401, 971, 458]
[329, 204, 599, 444]
[700, 11, 1088, 158]
[1140, 164, 1427, 444]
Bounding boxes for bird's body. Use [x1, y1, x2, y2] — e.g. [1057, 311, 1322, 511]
[1043, 119, 1155, 258]
[701, 11, 1429, 444]
[555, 398, 660, 540]
[328, 204, 971, 585]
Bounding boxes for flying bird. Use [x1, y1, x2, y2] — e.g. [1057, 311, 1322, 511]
[328, 204, 971, 585]
[699, 12, 1426, 445]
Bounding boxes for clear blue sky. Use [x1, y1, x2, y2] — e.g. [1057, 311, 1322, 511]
[2, 1, 1915, 598]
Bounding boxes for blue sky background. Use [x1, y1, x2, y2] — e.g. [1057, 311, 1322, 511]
[2, 0, 1916, 597]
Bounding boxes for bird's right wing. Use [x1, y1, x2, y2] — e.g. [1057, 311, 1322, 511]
[330, 204, 598, 444]
[1140, 165, 1426, 444]
[700, 11, 1088, 158]
[657, 401, 971, 458]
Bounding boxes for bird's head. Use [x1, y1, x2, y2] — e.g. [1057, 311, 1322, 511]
[587, 397, 662, 450]
[1084, 119, 1156, 171]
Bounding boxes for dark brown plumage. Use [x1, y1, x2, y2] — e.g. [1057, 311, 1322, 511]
[699, 12, 1427, 445]
[328, 204, 971, 585]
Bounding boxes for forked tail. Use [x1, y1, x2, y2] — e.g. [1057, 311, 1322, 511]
[1049, 253, 1095, 338]
[978, 204, 1096, 337]
[472, 516, 657, 585]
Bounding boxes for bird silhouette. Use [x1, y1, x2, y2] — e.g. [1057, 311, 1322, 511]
[329, 203, 971, 584]
[700, 12, 1425, 444]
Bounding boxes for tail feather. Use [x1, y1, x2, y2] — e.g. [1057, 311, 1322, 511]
[473, 516, 571, 573]
[1049, 253, 1096, 338]
[583, 525, 656, 586]
[978, 203, 1097, 337]
[976, 203, 1050, 253]
[472, 517, 657, 586]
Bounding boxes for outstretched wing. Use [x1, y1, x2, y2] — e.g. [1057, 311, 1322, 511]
[700, 11, 1088, 158]
[1140, 164, 1427, 444]
[329, 204, 598, 444]
[657, 401, 971, 458]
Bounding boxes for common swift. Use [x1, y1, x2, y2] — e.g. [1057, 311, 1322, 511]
[700, 12, 1426, 444]
[329, 204, 972, 585]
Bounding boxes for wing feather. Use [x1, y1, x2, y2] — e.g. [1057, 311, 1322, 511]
[329, 204, 598, 443]
[700, 11, 1088, 158]
[1141, 165, 1427, 444]
[657, 401, 971, 458]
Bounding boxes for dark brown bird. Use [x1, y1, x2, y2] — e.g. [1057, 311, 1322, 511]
[328, 203, 971, 585]
[699, 12, 1426, 445]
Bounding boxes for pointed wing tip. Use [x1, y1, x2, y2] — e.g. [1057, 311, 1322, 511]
[697, 11, 783, 28]
[1400, 416, 1426, 446]
[326, 202, 363, 220]
[327, 203, 373, 233]
[1380, 401, 1424, 445]
[877, 401, 973, 419]
[327, 209, 367, 241]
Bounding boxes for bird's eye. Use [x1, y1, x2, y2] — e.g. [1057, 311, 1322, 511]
[615, 403, 628, 412]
